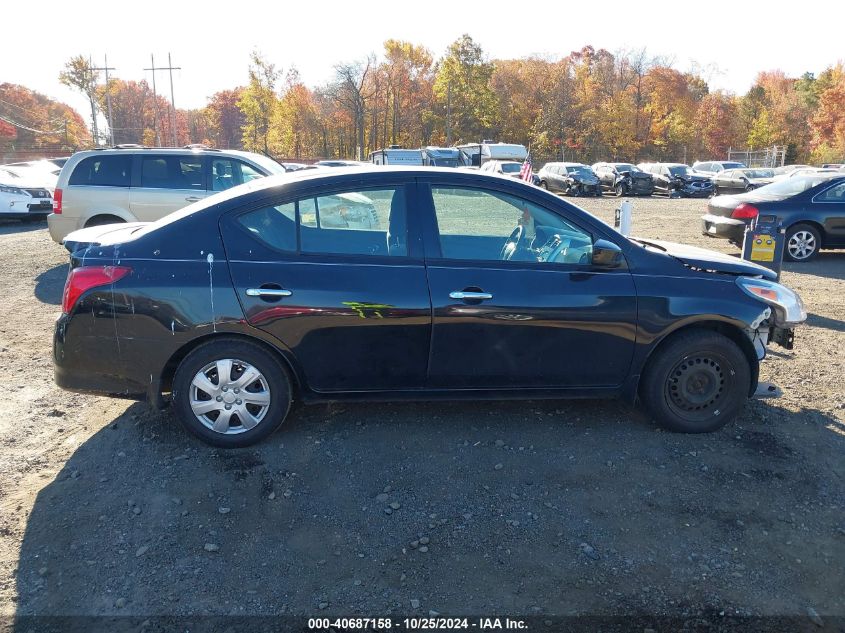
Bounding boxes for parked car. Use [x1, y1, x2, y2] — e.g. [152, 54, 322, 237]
[691, 160, 746, 177]
[479, 159, 540, 186]
[772, 164, 812, 176]
[637, 163, 715, 198]
[47, 147, 288, 244]
[54, 167, 805, 447]
[592, 162, 654, 196]
[0, 163, 59, 192]
[702, 174, 845, 261]
[711, 168, 775, 195]
[537, 162, 601, 196]
[314, 160, 368, 168]
[0, 167, 53, 222]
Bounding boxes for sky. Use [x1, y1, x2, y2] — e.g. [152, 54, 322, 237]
[4, 1, 843, 121]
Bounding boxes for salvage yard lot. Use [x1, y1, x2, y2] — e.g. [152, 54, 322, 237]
[0, 195, 843, 622]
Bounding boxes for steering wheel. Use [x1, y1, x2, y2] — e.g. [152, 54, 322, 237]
[499, 224, 525, 260]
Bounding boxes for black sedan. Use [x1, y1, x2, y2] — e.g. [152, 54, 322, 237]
[702, 174, 845, 261]
[55, 168, 805, 447]
[592, 163, 655, 196]
[712, 168, 775, 195]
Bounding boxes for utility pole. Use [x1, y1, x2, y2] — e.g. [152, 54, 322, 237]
[144, 53, 181, 147]
[144, 55, 161, 146]
[92, 56, 116, 146]
[88, 56, 100, 146]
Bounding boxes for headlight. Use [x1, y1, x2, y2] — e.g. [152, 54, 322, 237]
[736, 277, 807, 326]
[0, 185, 25, 195]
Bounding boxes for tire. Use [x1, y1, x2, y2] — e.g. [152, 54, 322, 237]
[713, 185, 720, 196]
[784, 223, 821, 262]
[614, 183, 625, 197]
[85, 214, 126, 228]
[640, 330, 751, 434]
[539, 181, 548, 190]
[171, 338, 292, 447]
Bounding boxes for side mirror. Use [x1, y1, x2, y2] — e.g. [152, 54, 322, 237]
[592, 239, 625, 268]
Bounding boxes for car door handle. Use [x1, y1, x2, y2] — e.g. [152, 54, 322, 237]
[185, 196, 202, 202]
[246, 288, 292, 298]
[449, 291, 493, 301]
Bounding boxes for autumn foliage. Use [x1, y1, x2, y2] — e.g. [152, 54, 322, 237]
[3, 39, 844, 166]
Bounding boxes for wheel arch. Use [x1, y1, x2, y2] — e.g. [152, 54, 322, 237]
[633, 320, 759, 401]
[785, 219, 826, 246]
[158, 331, 303, 403]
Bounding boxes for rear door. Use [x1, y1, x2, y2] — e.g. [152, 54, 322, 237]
[220, 179, 431, 392]
[130, 153, 208, 221]
[419, 181, 637, 389]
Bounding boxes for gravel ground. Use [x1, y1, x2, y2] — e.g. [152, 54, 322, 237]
[0, 196, 843, 627]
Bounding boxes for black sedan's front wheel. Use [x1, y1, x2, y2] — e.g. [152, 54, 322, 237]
[640, 330, 751, 433]
[172, 338, 292, 447]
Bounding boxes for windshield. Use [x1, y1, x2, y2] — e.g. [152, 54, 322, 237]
[723, 162, 745, 169]
[501, 163, 523, 174]
[742, 169, 774, 178]
[245, 154, 287, 175]
[749, 175, 839, 198]
[668, 166, 691, 176]
[432, 158, 458, 167]
[615, 164, 636, 172]
[567, 166, 593, 177]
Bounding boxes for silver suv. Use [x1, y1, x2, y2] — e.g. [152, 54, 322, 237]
[48, 146, 286, 243]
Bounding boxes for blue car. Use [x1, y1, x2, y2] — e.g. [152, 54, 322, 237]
[55, 168, 806, 447]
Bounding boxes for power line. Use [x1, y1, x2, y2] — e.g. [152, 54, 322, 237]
[0, 114, 66, 135]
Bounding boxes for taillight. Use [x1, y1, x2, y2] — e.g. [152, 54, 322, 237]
[53, 188, 62, 214]
[61, 266, 131, 314]
[731, 203, 759, 220]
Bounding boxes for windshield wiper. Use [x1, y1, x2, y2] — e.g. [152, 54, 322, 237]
[629, 237, 668, 252]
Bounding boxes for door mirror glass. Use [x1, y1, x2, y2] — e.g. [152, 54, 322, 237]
[592, 239, 624, 268]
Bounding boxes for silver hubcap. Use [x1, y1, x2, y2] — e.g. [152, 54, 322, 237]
[189, 359, 271, 435]
[788, 231, 816, 260]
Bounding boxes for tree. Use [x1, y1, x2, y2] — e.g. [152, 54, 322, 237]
[0, 83, 89, 154]
[330, 55, 377, 160]
[433, 34, 498, 144]
[273, 69, 321, 158]
[205, 88, 245, 149]
[59, 55, 100, 145]
[238, 51, 280, 155]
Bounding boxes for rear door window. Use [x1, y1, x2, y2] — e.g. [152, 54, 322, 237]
[140, 155, 204, 190]
[68, 155, 132, 187]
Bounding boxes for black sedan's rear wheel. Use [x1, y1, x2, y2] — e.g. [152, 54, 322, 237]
[172, 338, 292, 447]
[614, 183, 625, 197]
[784, 223, 821, 262]
[640, 330, 751, 433]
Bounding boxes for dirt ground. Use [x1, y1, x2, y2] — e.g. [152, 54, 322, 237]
[0, 195, 843, 628]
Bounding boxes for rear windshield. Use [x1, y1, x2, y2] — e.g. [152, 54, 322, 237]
[751, 175, 840, 198]
[500, 163, 522, 173]
[742, 169, 774, 178]
[567, 165, 593, 176]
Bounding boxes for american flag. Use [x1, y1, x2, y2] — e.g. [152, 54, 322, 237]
[518, 154, 533, 182]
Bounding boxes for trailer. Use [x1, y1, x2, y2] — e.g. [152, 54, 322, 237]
[456, 142, 528, 168]
[369, 147, 423, 166]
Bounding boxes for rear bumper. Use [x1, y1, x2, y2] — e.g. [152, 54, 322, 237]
[701, 214, 746, 243]
[54, 313, 149, 398]
[48, 213, 80, 243]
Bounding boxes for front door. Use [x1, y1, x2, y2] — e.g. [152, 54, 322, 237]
[421, 184, 637, 389]
[220, 182, 431, 392]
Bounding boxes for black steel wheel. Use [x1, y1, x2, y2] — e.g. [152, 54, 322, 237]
[640, 330, 751, 433]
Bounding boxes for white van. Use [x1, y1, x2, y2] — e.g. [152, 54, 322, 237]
[48, 147, 286, 244]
